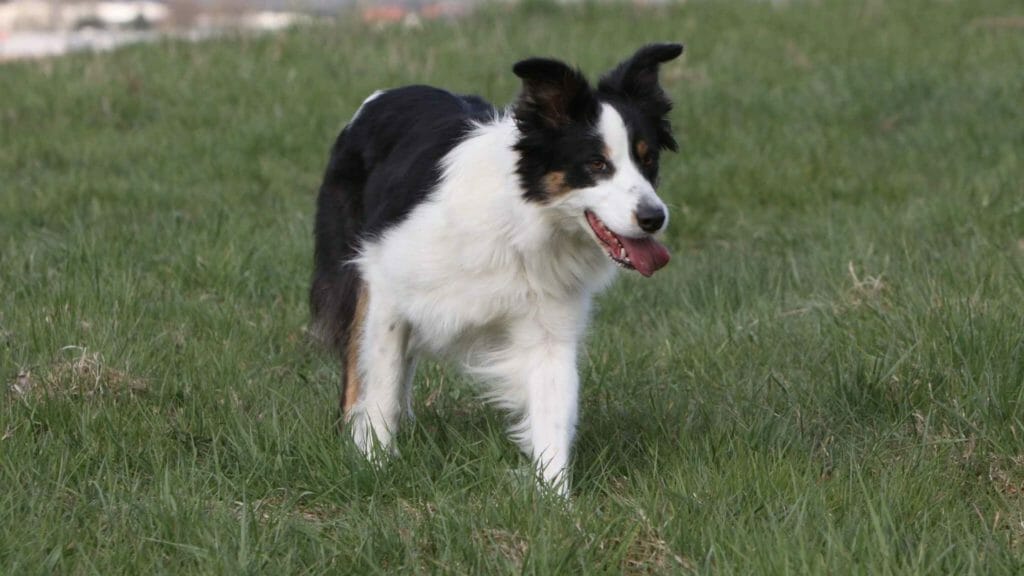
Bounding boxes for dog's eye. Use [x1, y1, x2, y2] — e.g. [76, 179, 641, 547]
[642, 155, 655, 167]
[588, 158, 609, 173]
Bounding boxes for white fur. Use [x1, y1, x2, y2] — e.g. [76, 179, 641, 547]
[345, 105, 666, 494]
[585, 103, 669, 236]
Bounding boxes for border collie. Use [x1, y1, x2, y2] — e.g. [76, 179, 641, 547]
[311, 43, 683, 494]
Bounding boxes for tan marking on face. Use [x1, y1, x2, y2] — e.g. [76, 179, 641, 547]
[343, 284, 368, 417]
[543, 171, 572, 197]
[636, 140, 649, 161]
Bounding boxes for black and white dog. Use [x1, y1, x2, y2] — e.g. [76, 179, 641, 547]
[311, 44, 682, 493]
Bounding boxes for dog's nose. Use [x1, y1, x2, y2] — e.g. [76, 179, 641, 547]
[635, 203, 666, 233]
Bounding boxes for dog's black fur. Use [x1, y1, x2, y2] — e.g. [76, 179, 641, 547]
[311, 86, 495, 359]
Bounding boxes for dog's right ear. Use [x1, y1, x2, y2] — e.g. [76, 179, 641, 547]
[513, 58, 596, 130]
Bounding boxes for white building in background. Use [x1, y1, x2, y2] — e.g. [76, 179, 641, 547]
[0, 0, 496, 61]
[0, 0, 169, 32]
[0, 0, 174, 60]
[0, 0, 319, 61]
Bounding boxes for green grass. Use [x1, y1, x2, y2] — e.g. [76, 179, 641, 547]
[2, 0, 1023, 572]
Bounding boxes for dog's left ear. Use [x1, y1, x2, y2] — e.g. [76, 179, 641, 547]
[598, 43, 684, 151]
[513, 58, 596, 130]
[598, 43, 683, 98]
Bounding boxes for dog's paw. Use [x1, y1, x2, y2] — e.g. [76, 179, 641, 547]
[348, 413, 399, 463]
[506, 466, 571, 499]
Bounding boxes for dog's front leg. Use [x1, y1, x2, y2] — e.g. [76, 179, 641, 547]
[515, 342, 580, 495]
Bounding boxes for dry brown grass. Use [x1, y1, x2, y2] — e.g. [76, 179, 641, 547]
[840, 261, 889, 311]
[8, 347, 147, 400]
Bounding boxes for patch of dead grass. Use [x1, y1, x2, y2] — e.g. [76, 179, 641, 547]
[224, 491, 347, 526]
[985, 455, 1024, 548]
[478, 528, 528, 569]
[837, 261, 889, 312]
[785, 40, 813, 70]
[622, 509, 695, 574]
[593, 500, 695, 575]
[7, 347, 147, 400]
[989, 455, 1024, 499]
[968, 16, 1024, 30]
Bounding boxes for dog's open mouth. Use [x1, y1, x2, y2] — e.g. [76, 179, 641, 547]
[585, 211, 670, 277]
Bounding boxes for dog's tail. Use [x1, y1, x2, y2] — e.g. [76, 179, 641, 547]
[310, 123, 368, 364]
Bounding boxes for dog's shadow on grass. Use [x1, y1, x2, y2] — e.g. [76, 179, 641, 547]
[323, 367, 697, 498]
[340, 403, 527, 493]
[571, 403, 690, 490]
[385, 396, 693, 497]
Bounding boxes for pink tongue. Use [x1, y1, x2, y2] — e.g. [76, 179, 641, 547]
[620, 235, 671, 277]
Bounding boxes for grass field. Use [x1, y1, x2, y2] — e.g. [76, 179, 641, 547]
[2, 0, 1023, 573]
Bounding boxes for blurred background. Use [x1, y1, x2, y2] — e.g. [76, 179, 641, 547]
[0, 0, 660, 61]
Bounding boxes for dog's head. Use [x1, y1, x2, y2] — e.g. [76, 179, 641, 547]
[512, 43, 682, 277]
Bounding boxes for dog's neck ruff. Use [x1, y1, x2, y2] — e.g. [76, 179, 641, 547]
[428, 115, 619, 295]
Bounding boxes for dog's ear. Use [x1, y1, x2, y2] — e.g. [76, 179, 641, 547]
[598, 43, 683, 151]
[598, 43, 683, 98]
[513, 58, 596, 130]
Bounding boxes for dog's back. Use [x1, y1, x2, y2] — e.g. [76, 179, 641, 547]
[310, 86, 495, 373]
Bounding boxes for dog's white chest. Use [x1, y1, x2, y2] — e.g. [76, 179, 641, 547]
[362, 236, 531, 355]
[359, 203, 613, 359]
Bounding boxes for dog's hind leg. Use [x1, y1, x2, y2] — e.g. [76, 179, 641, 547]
[340, 283, 369, 417]
[345, 286, 411, 457]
